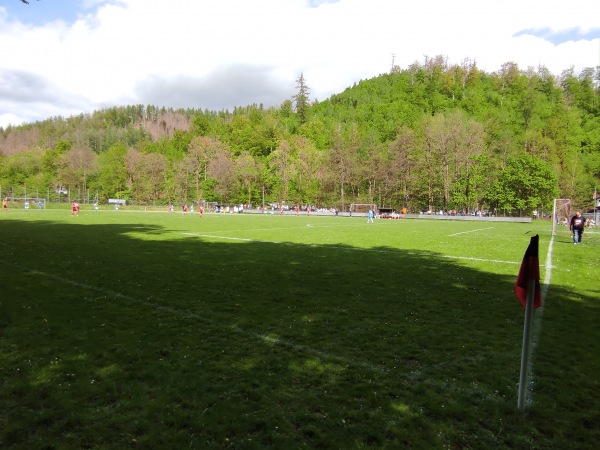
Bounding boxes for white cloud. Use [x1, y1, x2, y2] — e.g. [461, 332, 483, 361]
[1, 0, 599, 128]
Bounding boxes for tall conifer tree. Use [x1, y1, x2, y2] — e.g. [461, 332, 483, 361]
[293, 73, 310, 125]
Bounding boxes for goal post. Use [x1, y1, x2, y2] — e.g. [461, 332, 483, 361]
[552, 199, 571, 236]
[349, 203, 376, 214]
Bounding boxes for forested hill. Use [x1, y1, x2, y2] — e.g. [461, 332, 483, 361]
[1, 58, 599, 214]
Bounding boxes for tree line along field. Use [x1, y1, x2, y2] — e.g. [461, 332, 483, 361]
[1, 58, 599, 216]
[0, 210, 598, 449]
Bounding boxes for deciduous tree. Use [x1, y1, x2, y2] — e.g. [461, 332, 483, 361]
[269, 139, 294, 204]
[486, 153, 558, 215]
[235, 150, 261, 205]
[59, 147, 97, 201]
[97, 143, 128, 199]
[207, 146, 235, 203]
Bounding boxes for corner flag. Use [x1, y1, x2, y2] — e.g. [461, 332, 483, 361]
[514, 234, 542, 309]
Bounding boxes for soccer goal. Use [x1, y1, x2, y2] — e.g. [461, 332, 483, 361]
[349, 203, 376, 214]
[552, 198, 571, 236]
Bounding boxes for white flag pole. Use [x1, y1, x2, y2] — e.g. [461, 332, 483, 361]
[518, 278, 536, 411]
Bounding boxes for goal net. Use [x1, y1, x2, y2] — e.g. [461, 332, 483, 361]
[349, 203, 376, 214]
[552, 198, 571, 236]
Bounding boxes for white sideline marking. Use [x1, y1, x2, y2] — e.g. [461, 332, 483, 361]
[182, 233, 521, 265]
[0, 259, 388, 374]
[524, 233, 554, 407]
[448, 227, 494, 236]
[541, 238, 554, 299]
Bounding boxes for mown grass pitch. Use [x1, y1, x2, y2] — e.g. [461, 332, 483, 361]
[1, 208, 598, 449]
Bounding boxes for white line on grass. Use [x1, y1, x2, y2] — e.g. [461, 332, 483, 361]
[442, 255, 519, 265]
[182, 232, 521, 265]
[524, 233, 554, 408]
[0, 255, 512, 400]
[185, 222, 368, 235]
[447, 227, 494, 236]
[541, 237, 554, 299]
[0, 259, 389, 374]
[182, 233, 253, 241]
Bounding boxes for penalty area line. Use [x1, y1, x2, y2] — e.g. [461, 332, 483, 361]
[0, 259, 388, 374]
[181, 233, 522, 265]
[181, 233, 252, 241]
[442, 255, 519, 265]
[184, 222, 367, 235]
[448, 227, 494, 236]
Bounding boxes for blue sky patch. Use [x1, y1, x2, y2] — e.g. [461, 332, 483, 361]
[307, 0, 341, 8]
[2, 0, 106, 26]
[514, 27, 600, 45]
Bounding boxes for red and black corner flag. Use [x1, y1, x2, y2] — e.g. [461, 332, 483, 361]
[514, 234, 542, 309]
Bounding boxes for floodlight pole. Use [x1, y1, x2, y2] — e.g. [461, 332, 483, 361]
[518, 278, 536, 411]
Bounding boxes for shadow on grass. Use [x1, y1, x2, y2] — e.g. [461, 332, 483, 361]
[0, 218, 598, 449]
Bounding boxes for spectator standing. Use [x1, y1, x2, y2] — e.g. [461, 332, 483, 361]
[569, 211, 585, 244]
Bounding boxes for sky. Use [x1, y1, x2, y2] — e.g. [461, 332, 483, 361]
[1, 0, 599, 128]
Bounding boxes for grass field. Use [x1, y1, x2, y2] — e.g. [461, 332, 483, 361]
[1, 208, 598, 449]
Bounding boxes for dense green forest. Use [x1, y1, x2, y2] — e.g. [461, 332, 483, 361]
[1, 57, 599, 215]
